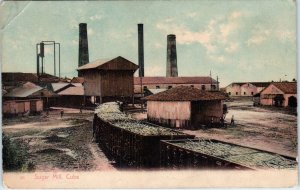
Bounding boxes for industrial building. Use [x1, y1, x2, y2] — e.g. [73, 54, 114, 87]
[77, 56, 138, 103]
[259, 82, 297, 107]
[2, 82, 54, 116]
[143, 86, 225, 129]
[225, 82, 271, 96]
[134, 76, 219, 92]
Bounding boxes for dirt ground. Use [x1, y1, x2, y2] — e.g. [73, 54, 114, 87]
[182, 98, 298, 158]
[2, 108, 116, 172]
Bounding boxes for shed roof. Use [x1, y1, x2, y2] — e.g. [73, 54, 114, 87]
[51, 83, 72, 92]
[58, 86, 84, 96]
[272, 82, 297, 94]
[4, 86, 43, 98]
[77, 56, 138, 71]
[143, 86, 225, 101]
[134, 76, 218, 85]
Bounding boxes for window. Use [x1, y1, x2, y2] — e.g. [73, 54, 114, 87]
[156, 86, 160, 89]
[201, 85, 206, 90]
[236, 92, 238, 95]
[191, 85, 194, 87]
[143, 86, 148, 90]
[168, 86, 172, 89]
[229, 92, 231, 95]
[212, 85, 216, 90]
[244, 92, 246, 95]
[251, 92, 254, 95]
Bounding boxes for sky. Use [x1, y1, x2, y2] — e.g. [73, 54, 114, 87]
[0, 0, 297, 87]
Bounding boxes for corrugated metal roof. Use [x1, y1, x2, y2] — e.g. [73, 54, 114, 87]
[134, 77, 218, 85]
[4, 86, 43, 98]
[58, 86, 84, 96]
[143, 86, 225, 101]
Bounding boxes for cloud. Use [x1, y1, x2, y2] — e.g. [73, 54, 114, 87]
[186, 12, 197, 18]
[156, 11, 243, 60]
[247, 26, 270, 46]
[225, 42, 239, 53]
[89, 14, 102, 21]
[87, 28, 95, 36]
[276, 30, 295, 42]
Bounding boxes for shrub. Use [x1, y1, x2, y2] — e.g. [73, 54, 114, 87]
[2, 134, 28, 171]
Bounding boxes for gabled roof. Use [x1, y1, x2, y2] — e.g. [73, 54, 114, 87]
[143, 86, 225, 101]
[226, 82, 271, 88]
[77, 56, 138, 71]
[57, 86, 84, 96]
[134, 77, 218, 85]
[51, 83, 73, 92]
[272, 82, 297, 94]
[71, 77, 84, 84]
[4, 86, 43, 98]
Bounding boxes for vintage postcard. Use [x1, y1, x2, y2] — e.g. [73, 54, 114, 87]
[1, 0, 298, 188]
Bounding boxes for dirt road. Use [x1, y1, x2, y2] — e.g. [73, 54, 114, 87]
[2, 109, 116, 171]
[183, 98, 297, 158]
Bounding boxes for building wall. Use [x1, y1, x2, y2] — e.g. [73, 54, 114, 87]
[259, 84, 297, 107]
[100, 70, 133, 97]
[147, 101, 191, 128]
[240, 83, 257, 96]
[283, 94, 297, 107]
[3, 99, 43, 115]
[191, 100, 223, 126]
[226, 83, 241, 96]
[83, 70, 134, 98]
[134, 83, 217, 92]
[260, 84, 283, 106]
[82, 70, 101, 96]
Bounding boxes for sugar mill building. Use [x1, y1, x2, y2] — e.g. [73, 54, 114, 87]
[143, 86, 225, 129]
[225, 82, 271, 96]
[77, 56, 139, 103]
[134, 76, 219, 92]
[259, 82, 297, 107]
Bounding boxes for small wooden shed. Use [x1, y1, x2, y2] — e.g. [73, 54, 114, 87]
[143, 86, 225, 129]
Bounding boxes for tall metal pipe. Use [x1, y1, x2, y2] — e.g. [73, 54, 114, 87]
[166, 34, 178, 77]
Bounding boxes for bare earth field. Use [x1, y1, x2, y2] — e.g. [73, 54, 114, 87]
[3, 99, 297, 172]
[2, 108, 116, 172]
[182, 98, 298, 158]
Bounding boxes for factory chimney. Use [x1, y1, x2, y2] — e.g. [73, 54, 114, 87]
[138, 24, 144, 77]
[166, 34, 178, 77]
[78, 23, 89, 70]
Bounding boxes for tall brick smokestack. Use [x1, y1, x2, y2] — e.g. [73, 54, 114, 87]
[138, 24, 144, 77]
[78, 23, 89, 69]
[166, 34, 178, 77]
